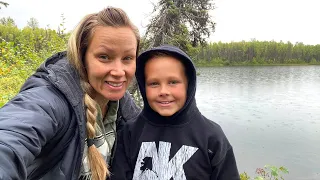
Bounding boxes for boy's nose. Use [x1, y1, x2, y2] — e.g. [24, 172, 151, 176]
[159, 85, 169, 96]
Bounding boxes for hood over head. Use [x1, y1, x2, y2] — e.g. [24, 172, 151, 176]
[136, 45, 200, 125]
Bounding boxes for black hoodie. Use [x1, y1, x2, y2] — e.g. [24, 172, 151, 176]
[111, 45, 240, 180]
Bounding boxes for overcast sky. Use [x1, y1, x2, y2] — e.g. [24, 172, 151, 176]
[1, 0, 320, 45]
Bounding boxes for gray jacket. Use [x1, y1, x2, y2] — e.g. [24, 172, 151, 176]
[0, 52, 140, 180]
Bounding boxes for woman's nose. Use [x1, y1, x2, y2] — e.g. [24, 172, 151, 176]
[110, 60, 125, 77]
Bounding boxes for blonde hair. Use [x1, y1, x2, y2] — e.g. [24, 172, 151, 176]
[67, 7, 140, 180]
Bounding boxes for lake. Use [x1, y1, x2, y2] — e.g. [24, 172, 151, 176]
[195, 65, 320, 180]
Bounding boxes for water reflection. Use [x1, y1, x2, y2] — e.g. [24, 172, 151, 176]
[196, 66, 320, 180]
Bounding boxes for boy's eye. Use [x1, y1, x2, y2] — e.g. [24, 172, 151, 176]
[169, 80, 179, 85]
[148, 82, 159, 87]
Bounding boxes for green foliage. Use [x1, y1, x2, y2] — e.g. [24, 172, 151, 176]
[189, 40, 320, 66]
[310, 58, 318, 65]
[57, 13, 67, 37]
[0, 75, 25, 107]
[27, 17, 39, 29]
[0, 18, 69, 107]
[240, 172, 251, 180]
[0, 17, 16, 26]
[240, 165, 289, 180]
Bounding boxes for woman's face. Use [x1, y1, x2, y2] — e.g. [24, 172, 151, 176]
[85, 26, 137, 101]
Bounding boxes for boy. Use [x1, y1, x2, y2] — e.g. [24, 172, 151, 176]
[111, 45, 240, 180]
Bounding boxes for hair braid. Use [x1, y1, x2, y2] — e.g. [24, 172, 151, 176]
[84, 93, 109, 180]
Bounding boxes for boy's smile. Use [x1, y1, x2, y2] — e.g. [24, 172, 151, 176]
[157, 101, 173, 107]
[144, 55, 188, 117]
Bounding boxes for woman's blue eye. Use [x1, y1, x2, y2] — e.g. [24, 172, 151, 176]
[123, 56, 133, 61]
[99, 55, 109, 60]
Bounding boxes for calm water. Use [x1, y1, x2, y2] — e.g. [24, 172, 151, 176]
[195, 66, 320, 180]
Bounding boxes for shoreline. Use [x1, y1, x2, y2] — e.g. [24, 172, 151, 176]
[195, 63, 320, 67]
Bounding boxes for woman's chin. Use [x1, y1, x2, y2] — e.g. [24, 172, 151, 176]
[102, 90, 126, 101]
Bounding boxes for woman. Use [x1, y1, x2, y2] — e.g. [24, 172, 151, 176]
[0, 7, 140, 180]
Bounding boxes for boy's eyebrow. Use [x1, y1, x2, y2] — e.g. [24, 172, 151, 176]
[146, 76, 181, 81]
[145, 77, 158, 82]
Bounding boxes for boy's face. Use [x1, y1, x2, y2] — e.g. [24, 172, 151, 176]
[145, 56, 188, 117]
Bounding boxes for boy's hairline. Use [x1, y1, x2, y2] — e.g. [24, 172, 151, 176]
[143, 50, 188, 78]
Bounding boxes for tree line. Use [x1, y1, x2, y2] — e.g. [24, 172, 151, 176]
[189, 40, 320, 66]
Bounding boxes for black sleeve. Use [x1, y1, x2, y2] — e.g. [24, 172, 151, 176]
[210, 147, 240, 180]
[110, 124, 134, 180]
[206, 120, 240, 180]
[119, 91, 141, 121]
